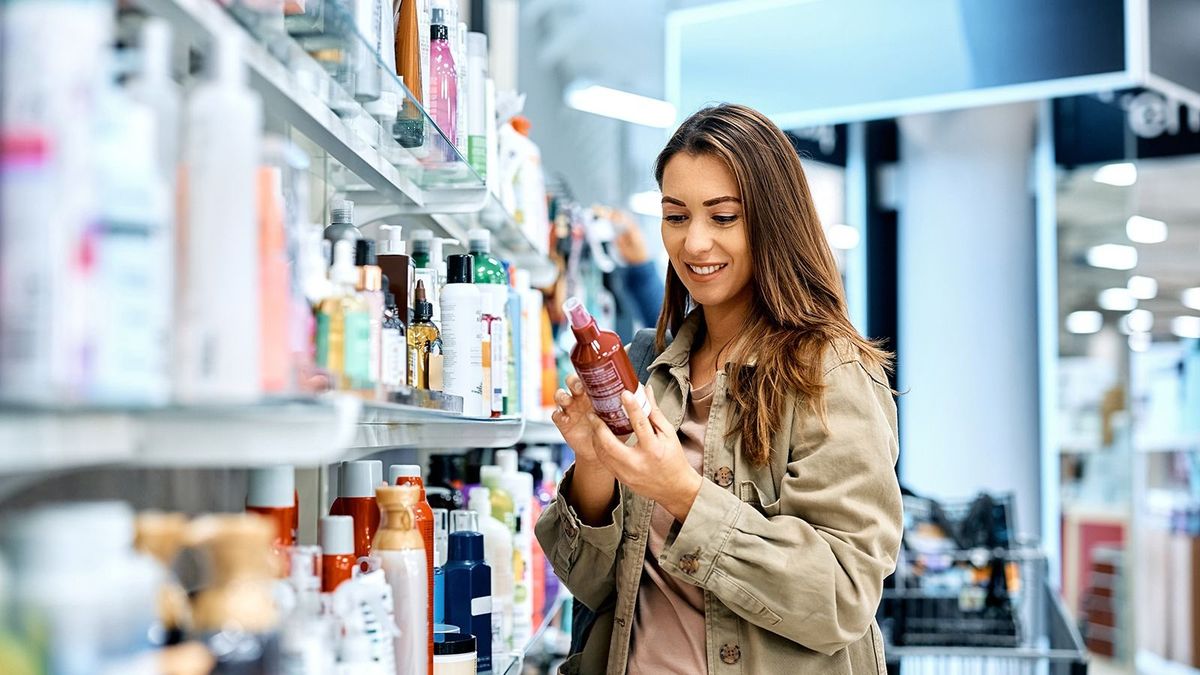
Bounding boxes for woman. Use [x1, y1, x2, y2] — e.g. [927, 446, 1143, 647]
[535, 104, 902, 674]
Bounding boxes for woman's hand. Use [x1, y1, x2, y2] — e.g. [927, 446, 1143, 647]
[587, 387, 703, 523]
[551, 374, 601, 462]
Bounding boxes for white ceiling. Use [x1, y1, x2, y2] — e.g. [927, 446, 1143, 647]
[1057, 157, 1200, 352]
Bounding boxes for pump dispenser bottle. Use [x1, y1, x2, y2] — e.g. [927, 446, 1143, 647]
[329, 460, 381, 559]
[563, 296, 649, 435]
[377, 224, 414, 324]
[373, 485, 430, 675]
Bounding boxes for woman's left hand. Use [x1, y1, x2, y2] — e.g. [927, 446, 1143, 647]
[586, 387, 703, 523]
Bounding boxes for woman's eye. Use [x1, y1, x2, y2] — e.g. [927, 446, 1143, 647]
[712, 214, 739, 226]
[664, 214, 688, 225]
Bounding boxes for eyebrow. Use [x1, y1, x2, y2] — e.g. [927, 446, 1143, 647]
[660, 195, 742, 207]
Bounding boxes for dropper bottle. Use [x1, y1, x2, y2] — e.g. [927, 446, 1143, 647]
[407, 280, 441, 389]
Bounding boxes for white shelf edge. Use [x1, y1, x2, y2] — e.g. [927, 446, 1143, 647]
[521, 419, 563, 445]
[351, 401, 526, 450]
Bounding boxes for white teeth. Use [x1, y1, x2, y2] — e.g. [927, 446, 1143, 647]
[688, 264, 725, 275]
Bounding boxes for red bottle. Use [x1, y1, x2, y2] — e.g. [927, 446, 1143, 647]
[563, 297, 650, 436]
[389, 463, 435, 675]
[320, 515, 356, 593]
[246, 466, 297, 548]
[329, 460, 382, 560]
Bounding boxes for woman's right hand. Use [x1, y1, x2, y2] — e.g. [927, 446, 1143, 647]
[551, 374, 600, 462]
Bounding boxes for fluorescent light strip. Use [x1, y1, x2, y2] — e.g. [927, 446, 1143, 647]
[1126, 215, 1167, 244]
[1098, 287, 1138, 311]
[1086, 244, 1138, 270]
[1093, 162, 1137, 187]
[565, 84, 677, 128]
[1065, 310, 1103, 335]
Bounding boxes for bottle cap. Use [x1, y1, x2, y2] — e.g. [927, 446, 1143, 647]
[354, 239, 377, 266]
[495, 449, 518, 474]
[450, 508, 479, 533]
[563, 296, 592, 329]
[378, 224, 405, 255]
[411, 229, 433, 255]
[446, 254, 474, 284]
[479, 465, 503, 488]
[388, 464, 422, 484]
[330, 240, 359, 286]
[212, 32, 247, 86]
[338, 460, 376, 498]
[369, 460, 384, 489]
[467, 228, 490, 253]
[331, 199, 354, 225]
[413, 280, 433, 321]
[431, 23, 449, 40]
[434, 623, 461, 635]
[246, 466, 295, 508]
[434, 632, 477, 656]
[448, 530, 484, 562]
[319, 515, 355, 556]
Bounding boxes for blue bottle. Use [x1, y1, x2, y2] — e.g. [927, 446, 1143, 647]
[444, 530, 492, 671]
[434, 566, 445, 623]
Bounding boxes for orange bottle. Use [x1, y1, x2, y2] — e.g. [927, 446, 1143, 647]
[319, 515, 356, 593]
[390, 464, 434, 675]
[245, 466, 296, 548]
[329, 460, 382, 559]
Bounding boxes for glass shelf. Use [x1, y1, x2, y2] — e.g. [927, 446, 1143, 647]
[139, 0, 487, 213]
[520, 419, 563, 445]
[352, 401, 526, 451]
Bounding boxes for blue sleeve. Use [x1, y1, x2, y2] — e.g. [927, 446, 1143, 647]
[618, 261, 664, 328]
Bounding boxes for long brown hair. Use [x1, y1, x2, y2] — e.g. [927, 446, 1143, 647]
[654, 104, 891, 465]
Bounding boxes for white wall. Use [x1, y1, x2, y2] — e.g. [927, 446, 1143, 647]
[897, 102, 1043, 538]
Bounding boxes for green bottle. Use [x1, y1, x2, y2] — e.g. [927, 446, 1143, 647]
[410, 228, 432, 270]
[467, 228, 507, 285]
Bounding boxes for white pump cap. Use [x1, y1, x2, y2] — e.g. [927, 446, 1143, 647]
[388, 464, 421, 484]
[338, 460, 377, 498]
[378, 224, 405, 255]
[247, 466, 295, 508]
[320, 515, 355, 555]
[467, 228, 491, 253]
[495, 449, 518, 474]
[140, 18, 173, 82]
[330, 240, 358, 286]
[468, 487, 491, 518]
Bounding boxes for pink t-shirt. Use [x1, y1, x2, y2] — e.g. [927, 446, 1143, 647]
[627, 379, 713, 674]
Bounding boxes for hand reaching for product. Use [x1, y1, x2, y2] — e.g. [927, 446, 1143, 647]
[586, 387, 702, 523]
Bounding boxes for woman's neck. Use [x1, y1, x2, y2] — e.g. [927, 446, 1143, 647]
[699, 290, 752, 359]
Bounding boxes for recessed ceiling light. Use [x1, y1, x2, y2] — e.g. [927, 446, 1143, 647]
[1126, 309, 1154, 333]
[564, 82, 677, 128]
[1098, 287, 1138, 311]
[1129, 332, 1151, 352]
[1172, 316, 1200, 339]
[826, 224, 861, 250]
[1092, 162, 1137, 187]
[1065, 311, 1103, 334]
[1086, 244, 1138, 270]
[1126, 215, 1168, 244]
[1183, 287, 1200, 311]
[1127, 275, 1158, 299]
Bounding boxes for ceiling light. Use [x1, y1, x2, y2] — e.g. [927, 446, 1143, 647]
[1066, 311, 1103, 334]
[1183, 287, 1200, 311]
[1126, 309, 1154, 333]
[1129, 332, 1152, 352]
[1127, 275, 1158, 300]
[629, 190, 662, 217]
[1126, 215, 1168, 243]
[827, 224, 861, 250]
[1092, 162, 1137, 187]
[1172, 316, 1200, 339]
[564, 83, 676, 128]
[1086, 244, 1138, 270]
[1098, 288, 1138, 311]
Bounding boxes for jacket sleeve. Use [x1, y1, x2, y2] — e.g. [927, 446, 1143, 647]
[534, 464, 625, 611]
[658, 360, 903, 655]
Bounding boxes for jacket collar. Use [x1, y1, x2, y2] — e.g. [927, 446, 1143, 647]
[649, 309, 764, 374]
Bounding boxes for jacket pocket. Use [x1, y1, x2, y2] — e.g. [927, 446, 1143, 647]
[738, 480, 782, 518]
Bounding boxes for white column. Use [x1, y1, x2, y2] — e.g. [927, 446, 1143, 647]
[897, 102, 1042, 538]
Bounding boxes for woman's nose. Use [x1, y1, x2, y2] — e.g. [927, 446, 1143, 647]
[682, 224, 713, 257]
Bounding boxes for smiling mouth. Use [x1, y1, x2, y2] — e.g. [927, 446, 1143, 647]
[687, 263, 727, 276]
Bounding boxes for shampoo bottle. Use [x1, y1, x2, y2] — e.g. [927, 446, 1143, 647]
[468, 229, 510, 415]
[441, 254, 483, 416]
[380, 283, 408, 390]
[373, 485, 430, 675]
[467, 486, 514, 654]
[427, 5, 457, 145]
[377, 224, 414, 325]
[355, 239, 385, 393]
[443, 521, 492, 672]
[563, 296, 649, 435]
[389, 465, 436, 675]
[178, 33, 262, 403]
[330, 460, 382, 559]
[496, 450, 534, 644]
[465, 32, 488, 178]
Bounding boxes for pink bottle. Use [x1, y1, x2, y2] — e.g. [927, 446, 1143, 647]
[428, 9, 457, 144]
[563, 297, 650, 436]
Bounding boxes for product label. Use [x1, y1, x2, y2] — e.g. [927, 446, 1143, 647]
[576, 361, 649, 436]
[472, 594, 492, 616]
[343, 310, 371, 387]
[381, 329, 405, 387]
[490, 318, 504, 414]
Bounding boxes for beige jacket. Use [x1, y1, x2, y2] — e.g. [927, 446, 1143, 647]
[535, 313, 903, 674]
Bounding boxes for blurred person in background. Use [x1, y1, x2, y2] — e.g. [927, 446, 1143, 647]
[609, 208, 665, 342]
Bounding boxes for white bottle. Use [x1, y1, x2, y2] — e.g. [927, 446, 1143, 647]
[514, 269, 543, 420]
[177, 33, 263, 402]
[495, 450, 534, 644]
[465, 32, 488, 179]
[331, 567, 397, 673]
[440, 254, 483, 416]
[468, 487, 514, 658]
[126, 18, 181, 196]
[454, 21, 468, 153]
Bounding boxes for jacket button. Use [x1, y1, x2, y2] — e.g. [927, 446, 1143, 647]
[563, 522, 578, 538]
[720, 643, 741, 664]
[714, 466, 734, 488]
[679, 552, 700, 575]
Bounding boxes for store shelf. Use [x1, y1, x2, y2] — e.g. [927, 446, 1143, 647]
[137, 0, 486, 213]
[1138, 649, 1200, 675]
[496, 592, 569, 675]
[351, 401, 525, 451]
[521, 419, 563, 445]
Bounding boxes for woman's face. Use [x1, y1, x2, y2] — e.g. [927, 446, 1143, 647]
[660, 152, 754, 312]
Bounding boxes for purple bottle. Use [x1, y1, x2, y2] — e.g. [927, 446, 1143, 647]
[428, 9, 457, 147]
